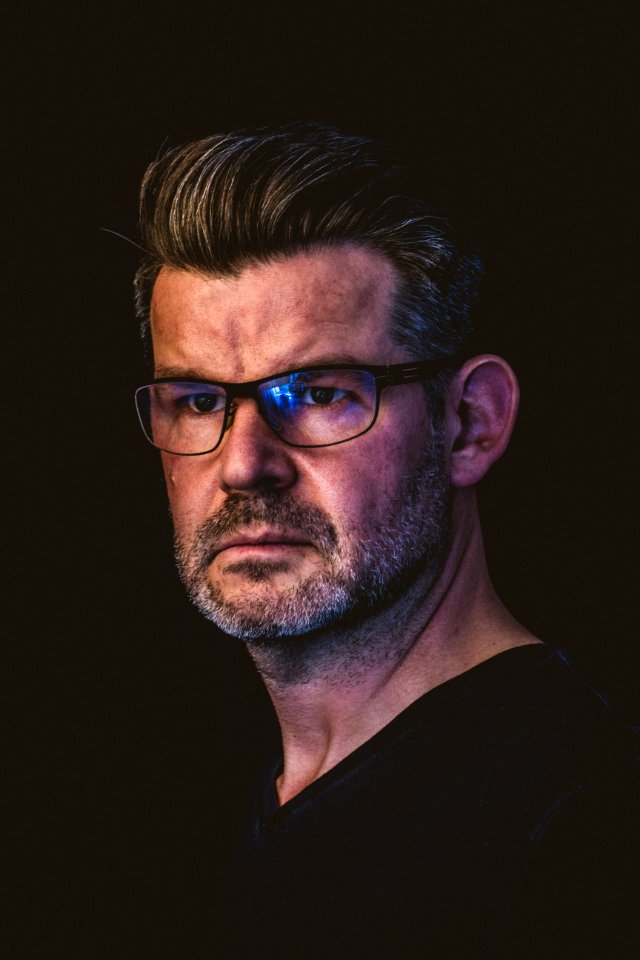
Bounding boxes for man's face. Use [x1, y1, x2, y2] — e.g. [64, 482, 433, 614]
[150, 245, 450, 642]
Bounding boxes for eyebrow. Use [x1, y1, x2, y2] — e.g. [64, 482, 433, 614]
[154, 355, 363, 381]
[154, 365, 211, 379]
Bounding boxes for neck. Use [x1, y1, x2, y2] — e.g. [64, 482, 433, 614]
[248, 491, 539, 805]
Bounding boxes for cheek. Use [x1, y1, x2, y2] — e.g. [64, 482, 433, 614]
[161, 454, 220, 533]
[331, 417, 432, 524]
[313, 442, 406, 532]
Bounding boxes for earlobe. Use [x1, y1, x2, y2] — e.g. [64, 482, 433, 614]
[448, 355, 520, 488]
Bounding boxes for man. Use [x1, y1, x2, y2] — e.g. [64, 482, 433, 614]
[133, 123, 637, 958]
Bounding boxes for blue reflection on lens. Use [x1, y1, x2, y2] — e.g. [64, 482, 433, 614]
[261, 374, 311, 430]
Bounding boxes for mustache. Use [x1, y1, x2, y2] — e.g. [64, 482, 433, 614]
[187, 493, 339, 570]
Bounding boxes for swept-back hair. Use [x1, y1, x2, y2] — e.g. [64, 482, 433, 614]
[134, 122, 482, 375]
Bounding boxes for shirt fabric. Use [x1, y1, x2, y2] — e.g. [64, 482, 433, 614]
[217, 645, 639, 959]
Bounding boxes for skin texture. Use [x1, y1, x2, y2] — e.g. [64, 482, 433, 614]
[150, 245, 538, 803]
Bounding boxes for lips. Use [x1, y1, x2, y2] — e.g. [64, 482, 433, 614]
[211, 529, 311, 559]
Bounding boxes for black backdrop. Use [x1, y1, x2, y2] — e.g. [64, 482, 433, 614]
[8, 6, 637, 957]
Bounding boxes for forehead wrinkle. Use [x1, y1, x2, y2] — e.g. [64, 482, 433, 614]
[220, 310, 243, 373]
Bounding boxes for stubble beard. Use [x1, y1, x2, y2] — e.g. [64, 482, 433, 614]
[173, 429, 451, 662]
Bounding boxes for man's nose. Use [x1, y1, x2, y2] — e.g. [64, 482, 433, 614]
[216, 398, 298, 494]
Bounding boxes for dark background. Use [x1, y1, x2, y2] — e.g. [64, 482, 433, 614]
[8, 5, 637, 957]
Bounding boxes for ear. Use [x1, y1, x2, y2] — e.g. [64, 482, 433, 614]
[446, 355, 520, 488]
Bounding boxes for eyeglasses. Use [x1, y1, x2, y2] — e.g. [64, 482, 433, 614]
[134, 359, 457, 456]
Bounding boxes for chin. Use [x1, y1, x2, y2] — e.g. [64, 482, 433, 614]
[190, 573, 356, 642]
[215, 558, 293, 585]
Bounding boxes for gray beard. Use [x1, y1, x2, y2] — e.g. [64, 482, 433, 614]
[173, 430, 450, 677]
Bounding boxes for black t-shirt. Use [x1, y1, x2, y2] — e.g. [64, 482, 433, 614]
[217, 645, 639, 959]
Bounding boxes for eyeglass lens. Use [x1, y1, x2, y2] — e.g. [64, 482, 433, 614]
[135, 369, 379, 454]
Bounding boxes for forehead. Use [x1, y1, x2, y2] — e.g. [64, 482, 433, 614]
[149, 245, 405, 381]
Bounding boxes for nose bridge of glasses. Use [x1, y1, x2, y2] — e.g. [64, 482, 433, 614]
[224, 380, 283, 439]
[226, 380, 261, 401]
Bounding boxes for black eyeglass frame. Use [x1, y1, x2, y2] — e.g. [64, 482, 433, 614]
[135, 357, 461, 456]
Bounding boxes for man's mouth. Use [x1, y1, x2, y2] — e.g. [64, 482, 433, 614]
[189, 496, 340, 576]
[211, 530, 312, 562]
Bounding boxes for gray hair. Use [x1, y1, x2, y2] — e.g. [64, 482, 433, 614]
[134, 122, 483, 391]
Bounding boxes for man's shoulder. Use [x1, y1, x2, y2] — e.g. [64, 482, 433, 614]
[381, 643, 638, 785]
[471, 642, 635, 743]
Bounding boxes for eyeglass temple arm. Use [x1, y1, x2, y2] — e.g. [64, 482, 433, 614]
[384, 356, 462, 386]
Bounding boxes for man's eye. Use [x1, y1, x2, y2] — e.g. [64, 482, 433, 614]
[306, 386, 347, 405]
[184, 393, 222, 413]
